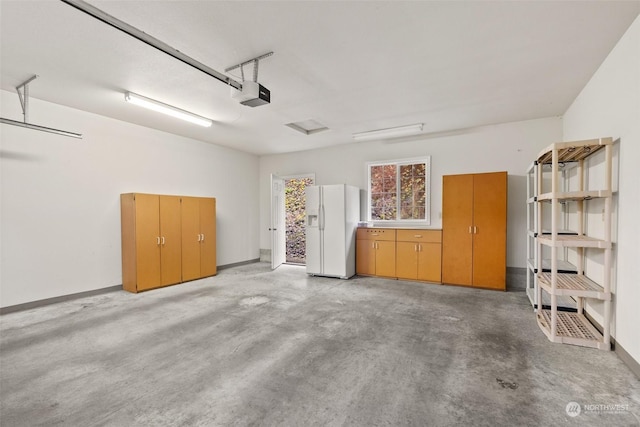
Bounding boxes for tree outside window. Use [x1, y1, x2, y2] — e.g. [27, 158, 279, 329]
[368, 157, 430, 223]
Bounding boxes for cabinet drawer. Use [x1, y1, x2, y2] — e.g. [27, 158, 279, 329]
[396, 229, 442, 243]
[357, 228, 396, 241]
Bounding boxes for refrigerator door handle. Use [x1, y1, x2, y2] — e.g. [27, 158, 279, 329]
[320, 204, 325, 231]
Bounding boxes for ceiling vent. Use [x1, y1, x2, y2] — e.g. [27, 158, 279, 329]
[285, 119, 329, 135]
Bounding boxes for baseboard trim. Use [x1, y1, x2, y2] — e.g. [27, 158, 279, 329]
[614, 340, 640, 380]
[0, 259, 261, 315]
[218, 258, 260, 271]
[583, 311, 639, 378]
[0, 284, 123, 315]
[506, 266, 526, 292]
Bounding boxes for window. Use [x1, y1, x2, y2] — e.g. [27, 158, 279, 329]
[367, 157, 430, 224]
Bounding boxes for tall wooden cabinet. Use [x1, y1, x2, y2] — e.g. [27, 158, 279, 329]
[181, 197, 217, 281]
[121, 193, 216, 293]
[442, 171, 507, 290]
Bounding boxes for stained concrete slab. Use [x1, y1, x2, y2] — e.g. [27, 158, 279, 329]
[1, 263, 638, 426]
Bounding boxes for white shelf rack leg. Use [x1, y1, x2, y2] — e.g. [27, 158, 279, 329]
[550, 148, 559, 338]
[603, 143, 613, 347]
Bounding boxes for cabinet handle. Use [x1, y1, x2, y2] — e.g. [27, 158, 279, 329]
[414, 234, 422, 238]
[161, 236, 165, 245]
[157, 236, 160, 245]
[418, 244, 422, 252]
[469, 226, 472, 234]
[197, 234, 201, 242]
[201, 233, 205, 242]
[474, 226, 478, 234]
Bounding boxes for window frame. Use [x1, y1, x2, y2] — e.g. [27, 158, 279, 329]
[366, 156, 431, 225]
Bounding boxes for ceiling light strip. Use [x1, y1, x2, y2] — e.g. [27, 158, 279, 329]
[124, 92, 213, 127]
[60, 0, 242, 90]
[0, 118, 83, 139]
[353, 123, 424, 141]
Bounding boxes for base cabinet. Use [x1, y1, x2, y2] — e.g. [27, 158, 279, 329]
[396, 230, 442, 283]
[356, 228, 396, 278]
[121, 193, 216, 293]
[356, 228, 442, 284]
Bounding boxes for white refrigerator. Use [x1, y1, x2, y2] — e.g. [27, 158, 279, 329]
[305, 184, 360, 279]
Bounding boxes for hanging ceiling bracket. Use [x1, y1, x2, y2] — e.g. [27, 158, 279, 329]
[15, 75, 39, 123]
[225, 52, 274, 82]
[0, 75, 83, 139]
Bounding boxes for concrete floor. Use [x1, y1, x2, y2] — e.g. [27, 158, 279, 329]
[1, 263, 638, 426]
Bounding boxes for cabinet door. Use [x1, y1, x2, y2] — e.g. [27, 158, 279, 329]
[160, 196, 182, 286]
[442, 174, 474, 286]
[396, 242, 418, 280]
[356, 239, 375, 275]
[135, 194, 161, 291]
[418, 243, 442, 283]
[181, 196, 201, 282]
[200, 197, 217, 277]
[375, 241, 396, 278]
[472, 172, 507, 290]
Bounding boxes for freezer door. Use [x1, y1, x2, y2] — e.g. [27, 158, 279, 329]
[305, 186, 322, 275]
[321, 185, 347, 277]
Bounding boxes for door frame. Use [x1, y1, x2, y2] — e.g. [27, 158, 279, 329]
[270, 173, 315, 269]
[270, 174, 286, 270]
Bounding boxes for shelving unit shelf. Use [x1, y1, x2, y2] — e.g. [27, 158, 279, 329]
[531, 137, 613, 350]
[537, 310, 607, 350]
[538, 273, 609, 300]
[537, 234, 611, 248]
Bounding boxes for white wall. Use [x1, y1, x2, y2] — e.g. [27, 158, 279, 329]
[562, 16, 640, 362]
[259, 117, 562, 268]
[0, 90, 260, 307]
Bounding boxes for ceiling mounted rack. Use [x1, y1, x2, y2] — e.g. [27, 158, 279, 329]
[0, 75, 82, 139]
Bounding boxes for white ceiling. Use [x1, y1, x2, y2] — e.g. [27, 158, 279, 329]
[1, 1, 638, 155]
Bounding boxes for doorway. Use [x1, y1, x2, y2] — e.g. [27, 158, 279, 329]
[270, 173, 315, 270]
[284, 175, 314, 264]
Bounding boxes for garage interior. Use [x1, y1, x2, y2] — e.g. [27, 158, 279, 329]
[1, 1, 639, 425]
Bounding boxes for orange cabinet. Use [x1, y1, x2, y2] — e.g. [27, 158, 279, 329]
[396, 229, 442, 283]
[121, 193, 216, 293]
[356, 228, 396, 278]
[121, 193, 182, 292]
[181, 197, 217, 281]
[442, 172, 507, 290]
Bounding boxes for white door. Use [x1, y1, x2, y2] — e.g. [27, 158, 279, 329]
[270, 174, 286, 270]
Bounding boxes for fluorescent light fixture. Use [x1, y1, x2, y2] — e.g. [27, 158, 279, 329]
[124, 92, 212, 127]
[353, 123, 424, 142]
